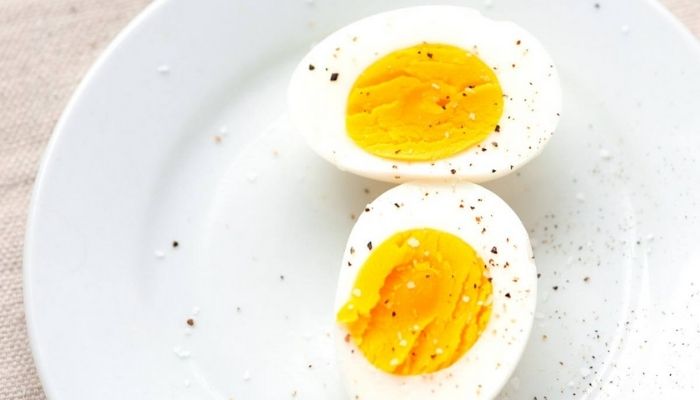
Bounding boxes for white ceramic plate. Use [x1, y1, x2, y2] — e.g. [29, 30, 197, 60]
[24, 0, 700, 399]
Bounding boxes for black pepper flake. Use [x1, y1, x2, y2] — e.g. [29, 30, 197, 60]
[365, 207, 370, 212]
[450, 169, 457, 175]
[394, 203, 401, 208]
[350, 246, 355, 254]
[330, 72, 339, 81]
[552, 285, 559, 291]
[426, 52, 433, 59]
[491, 169, 496, 173]
[516, 40, 521, 45]
[495, 124, 501, 133]
[186, 318, 194, 326]
[537, 273, 541, 278]
[594, 3, 600, 9]
[280, 275, 285, 281]
[584, 276, 590, 282]
[491, 246, 498, 254]
[392, 311, 396, 317]
[308, 64, 315, 71]
[505, 293, 511, 298]
[367, 241, 373, 250]
[172, 241, 179, 248]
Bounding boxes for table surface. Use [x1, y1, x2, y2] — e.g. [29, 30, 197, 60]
[0, 0, 697, 398]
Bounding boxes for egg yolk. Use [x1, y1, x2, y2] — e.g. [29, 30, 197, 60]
[346, 43, 504, 161]
[337, 228, 493, 375]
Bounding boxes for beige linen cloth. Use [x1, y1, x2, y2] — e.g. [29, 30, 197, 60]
[0, 0, 697, 398]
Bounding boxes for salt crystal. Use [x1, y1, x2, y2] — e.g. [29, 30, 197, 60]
[184, 379, 191, 388]
[243, 370, 251, 381]
[192, 306, 200, 315]
[157, 64, 170, 74]
[406, 281, 416, 289]
[469, 112, 477, 121]
[154, 250, 165, 259]
[352, 288, 362, 297]
[246, 172, 258, 183]
[406, 237, 420, 248]
[621, 25, 630, 34]
[576, 192, 586, 202]
[599, 148, 612, 160]
[173, 347, 191, 359]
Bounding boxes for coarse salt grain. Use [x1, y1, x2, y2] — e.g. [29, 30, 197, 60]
[156, 64, 170, 74]
[352, 288, 362, 297]
[406, 281, 416, 289]
[406, 237, 420, 248]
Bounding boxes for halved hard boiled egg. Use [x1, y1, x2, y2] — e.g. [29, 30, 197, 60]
[288, 6, 561, 182]
[335, 182, 536, 399]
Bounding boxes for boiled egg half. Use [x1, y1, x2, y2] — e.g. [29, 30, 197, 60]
[288, 6, 561, 182]
[335, 182, 536, 399]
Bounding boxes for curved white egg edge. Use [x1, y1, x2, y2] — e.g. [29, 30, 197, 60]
[288, 5, 562, 183]
[334, 182, 537, 399]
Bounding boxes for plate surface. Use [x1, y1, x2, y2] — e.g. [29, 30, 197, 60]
[24, 0, 700, 399]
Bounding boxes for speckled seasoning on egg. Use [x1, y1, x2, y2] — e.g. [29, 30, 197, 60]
[288, 6, 561, 182]
[334, 182, 536, 399]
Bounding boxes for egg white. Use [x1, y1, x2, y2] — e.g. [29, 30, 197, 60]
[288, 6, 561, 183]
[335, 182, 537, 399]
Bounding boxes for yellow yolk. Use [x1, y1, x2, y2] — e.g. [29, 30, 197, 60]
[346, 43, 504, 161]
[337, 228, 493, 375]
